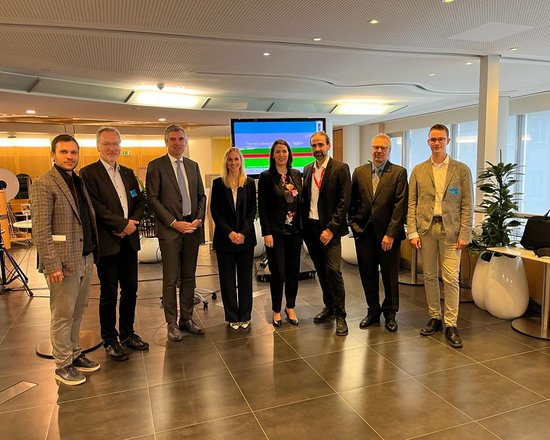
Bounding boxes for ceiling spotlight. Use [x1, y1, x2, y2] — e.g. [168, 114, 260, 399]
[25, 109, 36, 114]
[262, 52, 271, 56]
[369, 19, 379, 24]
[465, 61, 473, 65]
[441, 0, 454, 3]
[158, 118, 166, 122]
[312, 37, 322, 42]
[428, 73, 436, 76]
[509, 47, 518, 51]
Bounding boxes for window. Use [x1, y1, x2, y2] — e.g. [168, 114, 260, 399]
[517, 111, 550, 214]
[454, 121, 478, 178]
[389, 134, 403, 166]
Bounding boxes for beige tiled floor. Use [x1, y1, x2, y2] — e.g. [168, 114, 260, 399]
[1, 243, 550, 439]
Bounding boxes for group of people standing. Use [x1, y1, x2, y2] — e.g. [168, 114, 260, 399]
[211, 124, 473, 350]
[30, 122, 472, 387]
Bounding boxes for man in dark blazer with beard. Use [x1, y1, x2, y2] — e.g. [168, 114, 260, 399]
[348, 134, 408, 333]
[80, 126, 149, 361]
[302, 131, 351, 336]
[146, 124, 207, 342]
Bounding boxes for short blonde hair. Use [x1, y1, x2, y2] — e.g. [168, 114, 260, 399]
[221, 147, 247, 188]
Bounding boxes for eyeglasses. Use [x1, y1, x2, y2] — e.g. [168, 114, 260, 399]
[100, 142, 121, 147]
[428, 137, 448, 143]
[371, 146, 389, 151]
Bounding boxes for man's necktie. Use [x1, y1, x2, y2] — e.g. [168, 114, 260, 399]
[373, 168, 380, 194]
[176, 160, 191, 215]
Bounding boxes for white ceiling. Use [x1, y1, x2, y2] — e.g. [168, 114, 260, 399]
[1, 0, 550, 131]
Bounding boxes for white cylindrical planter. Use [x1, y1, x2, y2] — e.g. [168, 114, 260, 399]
[254, 219, 265, 258]
[341, 235, 358, 265]
[138, 236, 162, 263]
[485, 254, 529, 319]
[471, 254, 490, 310]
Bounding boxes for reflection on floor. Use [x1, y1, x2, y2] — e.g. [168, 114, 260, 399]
[1, 243, 550, 440]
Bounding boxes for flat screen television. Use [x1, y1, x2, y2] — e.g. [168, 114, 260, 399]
[230, 118, 326, 177]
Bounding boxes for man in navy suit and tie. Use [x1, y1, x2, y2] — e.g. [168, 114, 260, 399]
[302, 131, 351, 336]
[348, 134, 408, 333]
[80, 127, 149, 361]
[146, 124, 206, 341]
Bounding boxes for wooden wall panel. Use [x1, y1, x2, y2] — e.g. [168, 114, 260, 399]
[332, 128, 343, 162]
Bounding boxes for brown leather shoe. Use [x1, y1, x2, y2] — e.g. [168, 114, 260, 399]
[445, 326, 463, 348]
[420, 318, 443, 336]
[179, 319, 205, 335]
[167, 322, 184, 341]
[335, 316, 348, 336]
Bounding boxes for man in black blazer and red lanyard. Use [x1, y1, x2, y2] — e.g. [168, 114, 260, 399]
[302, 131, 351, 336]
[80, 127, 149, 361]
[348, 134, 408, 333]
[146, 124, 207, 341]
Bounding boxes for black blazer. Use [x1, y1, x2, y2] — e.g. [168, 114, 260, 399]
[257, 168, 302, 236]
[210, 176, 257, 252]
[301, 157, 351, 241]
[348, 161, 408, 242]
[145, 154, 206, 240]
[80, 160, 145, 256]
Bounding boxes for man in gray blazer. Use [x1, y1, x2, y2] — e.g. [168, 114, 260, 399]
[146, 125, 206, 341]
[407, 124, 473, 348]
[80, 127, 148, 361]
[349, 134, 408, 333]
[31, 134, 100, 385]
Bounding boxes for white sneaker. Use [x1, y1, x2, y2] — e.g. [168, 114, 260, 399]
[229, 322, 241, 331]
[240, 321, 250, 329]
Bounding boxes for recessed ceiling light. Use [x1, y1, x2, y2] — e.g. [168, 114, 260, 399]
[158, 118, 166, 122]
[441, 0, 454, 3]
[465, 61, 473, 65]
[428, 73, 436, 76]
[263, 52, 271, 56]
[312, 37, 322, 42]
[509, 47, 518, 51]
[25, 109, 36, 114]
[369, 19, 379, 24]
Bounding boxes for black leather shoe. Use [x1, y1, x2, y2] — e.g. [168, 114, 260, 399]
[104, 340, 129, 362]
[359, 312, 380, 329]
[445, 326, 463, 348]
[335, 316, 348, 336]
[420, 318, 443, 336]
[314, 308, 335, 323]
[272, 312, 282, 327]
[121, 333, 149, 351]
[384, 315, 398, 333]
[285, 308, 299, 325]
[179, 319, 205, 335]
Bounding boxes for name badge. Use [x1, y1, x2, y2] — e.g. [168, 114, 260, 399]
[130, 189, 138, 198]
[448, 186, 460, 195]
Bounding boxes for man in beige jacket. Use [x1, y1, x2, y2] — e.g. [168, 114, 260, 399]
[407, 124, 473, 348]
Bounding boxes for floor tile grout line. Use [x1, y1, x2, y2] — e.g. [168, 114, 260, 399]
[197, 317, 271, 440]
[296, 345, 386, 439]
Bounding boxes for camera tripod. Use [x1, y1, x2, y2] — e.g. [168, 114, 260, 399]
[0, 231, 33, 297]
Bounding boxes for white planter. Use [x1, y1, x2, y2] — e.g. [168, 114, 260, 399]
[471, 254, 490, 310]
[341, 234, 358, 265]
[254, 219, 265, 258]
[138, 236, 162, 263]
[485, 254, 529, 319]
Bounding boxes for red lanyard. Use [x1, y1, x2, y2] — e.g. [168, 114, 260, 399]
[313, 167, 325, 190]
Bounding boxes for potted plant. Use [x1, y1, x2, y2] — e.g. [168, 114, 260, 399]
[470, 161, 527, 318]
